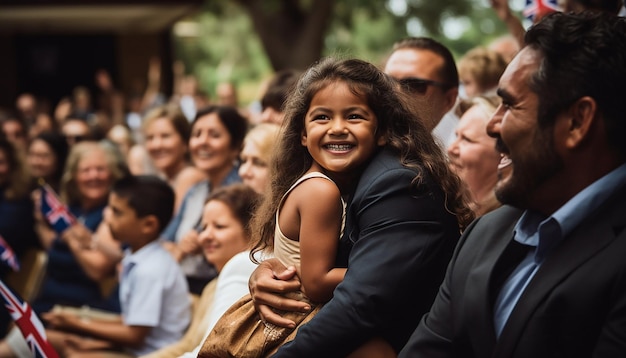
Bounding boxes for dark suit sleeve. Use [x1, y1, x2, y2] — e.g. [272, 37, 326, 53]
[398, 217, 480, 358]
[273, 166, 460, 357]
[594, 274, 626, 356]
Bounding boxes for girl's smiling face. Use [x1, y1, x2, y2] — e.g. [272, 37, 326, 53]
[301, 82, 385, 182]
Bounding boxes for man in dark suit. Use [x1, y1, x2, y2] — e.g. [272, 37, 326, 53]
[242, 60, 471, 355]
[246, 146, 462, 357]
[399, 11, 626, 358]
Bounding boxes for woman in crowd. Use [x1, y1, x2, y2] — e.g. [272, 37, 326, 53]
[447, 95, 503, 216]
[142, 104, 206, 212]
[143, 183, 261, 358]
[0, 137, 39, 277]
[27, 131, 69, 192]
[238, 123, 281, 194]
[0, 137, 39, 336]
[160, 105, 248, 294]
[0, 140, 128, 356]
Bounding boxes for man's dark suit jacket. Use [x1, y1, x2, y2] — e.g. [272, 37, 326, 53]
[273, 149, 461, 357]
[399, 185, 626, 358]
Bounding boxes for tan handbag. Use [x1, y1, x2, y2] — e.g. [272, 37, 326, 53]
[198, 292, 320, 358]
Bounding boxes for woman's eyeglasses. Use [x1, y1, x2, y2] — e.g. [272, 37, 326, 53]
[397, 77, 452, 95]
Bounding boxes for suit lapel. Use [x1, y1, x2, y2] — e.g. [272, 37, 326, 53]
[462, 207, 524, 357]
[493, 189, 626, 357]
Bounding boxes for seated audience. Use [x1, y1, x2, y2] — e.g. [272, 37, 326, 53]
[0, 140, 128, 357]
[142, 183, 261, 358]
[160, 105, 248, 295]
[43, 175, 191, 357]
[0, 137, 39, 335]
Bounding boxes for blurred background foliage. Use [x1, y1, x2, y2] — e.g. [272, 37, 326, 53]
[172, 0, 526, 105]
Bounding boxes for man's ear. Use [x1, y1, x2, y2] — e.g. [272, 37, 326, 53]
[565, 96, 596, 149]
[141, 215, 160, 235]
[443, 87, 459, 113]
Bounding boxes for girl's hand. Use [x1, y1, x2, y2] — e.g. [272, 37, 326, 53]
[248, 259, 310, 328]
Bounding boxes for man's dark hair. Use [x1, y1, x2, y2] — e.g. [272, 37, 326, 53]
[261, 69, 301, 111]
[525, 11, 626, 158]
[571, 0, 623, 14]
[111, 175, 175, 233]
[391, 37, 459, 89]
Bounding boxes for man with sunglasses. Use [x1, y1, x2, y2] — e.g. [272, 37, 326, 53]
[384, 37, 460, 149]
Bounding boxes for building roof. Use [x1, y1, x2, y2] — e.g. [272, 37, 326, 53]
[0, 0, 204, 34]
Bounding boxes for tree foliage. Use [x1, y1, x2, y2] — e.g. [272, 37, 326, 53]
[173, 0, 521, 103]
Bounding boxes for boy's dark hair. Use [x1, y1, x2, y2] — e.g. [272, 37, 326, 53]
[111, 175, 175, 233]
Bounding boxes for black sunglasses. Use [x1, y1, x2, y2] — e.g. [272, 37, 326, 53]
[64, 134, 87, 143]
[397, 77, 452, 94]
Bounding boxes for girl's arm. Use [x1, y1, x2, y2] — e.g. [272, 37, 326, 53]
[292, 178, 346, 303]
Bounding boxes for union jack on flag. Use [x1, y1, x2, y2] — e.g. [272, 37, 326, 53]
[523, 0, 561, 21]
[0, 236, 19, 272]
[40, 183, 76, 234]
[0, 280, 59, 358]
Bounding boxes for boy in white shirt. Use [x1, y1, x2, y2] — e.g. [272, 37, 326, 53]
[43, 175, 191, 357]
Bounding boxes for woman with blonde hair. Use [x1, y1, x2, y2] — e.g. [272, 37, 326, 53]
[238, 123, 281, 194]
[448, 95, 503, 216]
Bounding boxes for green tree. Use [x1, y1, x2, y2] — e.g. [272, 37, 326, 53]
[174, 0, 521, 103]
[222, 0, 474, 70]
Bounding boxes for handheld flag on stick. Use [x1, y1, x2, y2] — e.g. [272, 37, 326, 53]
[40, 182, 76, 234]
[0, 236, 19, 272]
[0, 280, 59, 358]
[523, 0, 561, 21]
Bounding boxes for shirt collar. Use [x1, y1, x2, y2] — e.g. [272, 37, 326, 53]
[121, 240, 161, 275]
[514, 162, 626, 261]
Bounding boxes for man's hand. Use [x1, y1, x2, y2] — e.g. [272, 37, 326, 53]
[249, 258, 310, 328]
